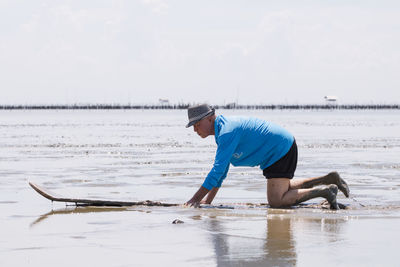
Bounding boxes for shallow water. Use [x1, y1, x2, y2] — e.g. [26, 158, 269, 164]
[0, 109, 399, 266]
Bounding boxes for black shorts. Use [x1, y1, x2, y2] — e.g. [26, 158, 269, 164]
[263, 140, 298, 179]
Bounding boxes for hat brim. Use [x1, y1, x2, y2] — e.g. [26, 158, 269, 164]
[185, 110, 215, 128]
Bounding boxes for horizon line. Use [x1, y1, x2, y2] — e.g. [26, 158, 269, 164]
[0, 103, 399, 110]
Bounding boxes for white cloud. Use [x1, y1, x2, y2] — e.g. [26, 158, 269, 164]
[0, 1, 399, 104]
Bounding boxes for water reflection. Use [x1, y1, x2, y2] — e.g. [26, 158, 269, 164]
[206, 210, 346, 267]
[264, 216, 297, 266]
[30, 206, 133, 227]
[31, 206, 347, 267]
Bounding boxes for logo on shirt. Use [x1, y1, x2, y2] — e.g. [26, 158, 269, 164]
[232, 152, 243, 159]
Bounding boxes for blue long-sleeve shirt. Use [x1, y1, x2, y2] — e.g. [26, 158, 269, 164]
[202, 115, 294, 190]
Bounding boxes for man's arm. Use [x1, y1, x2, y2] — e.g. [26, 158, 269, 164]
[185, 186, 209, 207]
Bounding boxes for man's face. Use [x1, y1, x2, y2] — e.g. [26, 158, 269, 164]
[193, 117, 211, 138]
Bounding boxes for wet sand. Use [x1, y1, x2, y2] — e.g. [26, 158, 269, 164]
[0, 109, 399, 266]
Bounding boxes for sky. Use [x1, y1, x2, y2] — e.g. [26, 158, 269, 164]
[1, 0, 399, 105]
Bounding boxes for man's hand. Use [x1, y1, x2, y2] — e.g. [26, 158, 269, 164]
[184, 199, 201, 208]
[184, 186, 210, 208]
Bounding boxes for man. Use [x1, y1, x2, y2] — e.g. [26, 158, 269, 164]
[184, 104, 349, 209]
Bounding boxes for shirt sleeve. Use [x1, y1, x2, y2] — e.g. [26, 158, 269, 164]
[202, 131, 241, 190]
[216, 164, 230, 187]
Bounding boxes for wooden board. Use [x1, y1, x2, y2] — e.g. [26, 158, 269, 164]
[29, 182, 349, 210]
[29, 182, 179, 207]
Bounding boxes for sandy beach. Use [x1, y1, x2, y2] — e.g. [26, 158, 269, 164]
[1, 109, 399, 266]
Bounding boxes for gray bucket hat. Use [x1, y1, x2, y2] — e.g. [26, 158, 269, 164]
[186, 104, 215, 128]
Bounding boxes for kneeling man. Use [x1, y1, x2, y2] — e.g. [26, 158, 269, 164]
[184, 104, 349, 209]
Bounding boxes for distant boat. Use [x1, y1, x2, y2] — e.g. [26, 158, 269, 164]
[324, 96, 338, 105]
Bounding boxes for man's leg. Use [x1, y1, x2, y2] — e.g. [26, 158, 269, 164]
[289, 172, 349, 197]
[267, 178, 339, 210]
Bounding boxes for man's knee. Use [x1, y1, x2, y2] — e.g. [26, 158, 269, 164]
[268, 197, 286, 208]
[267, 178, 290, 208]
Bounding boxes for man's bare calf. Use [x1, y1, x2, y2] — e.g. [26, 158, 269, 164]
[295, 171, 350, 197]
[295, 184, 339, 210]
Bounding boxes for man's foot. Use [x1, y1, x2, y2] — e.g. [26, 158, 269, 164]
[324, 184, 339, 210]
[328, 172, 350, 198]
